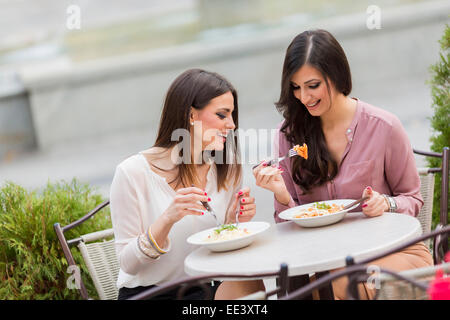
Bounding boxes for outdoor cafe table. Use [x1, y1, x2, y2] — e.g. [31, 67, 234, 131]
[184, 212, 422, 299]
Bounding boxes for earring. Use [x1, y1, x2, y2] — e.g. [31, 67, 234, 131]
[190, 122, 194, 126]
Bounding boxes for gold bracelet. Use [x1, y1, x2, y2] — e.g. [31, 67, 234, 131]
[146, 226, 169, 254]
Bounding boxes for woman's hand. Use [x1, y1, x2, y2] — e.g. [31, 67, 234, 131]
[226, 186, 256, 223]
[253, 161, 291, 205]
[151, 186, 208, 249]
[162, 186, 209, 225]
[253, 161, 286, 192]
[361, 186, 389, 217]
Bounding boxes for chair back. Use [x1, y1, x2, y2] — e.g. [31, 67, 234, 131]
[77, 229, 120, 300]
[128, 263, 289, 300]
[417, 168, 435, 248]
[414, 147, 449, 262]
[54, 200, 119, 300]
[376, 262, 450, 300]
[279, 226, 450, 300]
[347, 225, 450, 300]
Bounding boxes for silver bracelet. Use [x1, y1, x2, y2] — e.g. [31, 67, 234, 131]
[382, 194, 397, 213]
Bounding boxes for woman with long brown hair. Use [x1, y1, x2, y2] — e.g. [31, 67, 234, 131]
[111, 68, 262, 300]
[253, 29, 433, 299]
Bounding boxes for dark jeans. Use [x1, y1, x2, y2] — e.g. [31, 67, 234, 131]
[118, 281, 220, 300]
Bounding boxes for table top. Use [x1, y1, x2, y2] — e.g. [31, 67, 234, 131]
[184, 212, 422, 278]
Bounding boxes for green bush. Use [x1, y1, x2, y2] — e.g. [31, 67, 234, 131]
[428, 24, 450, 229]
[0, 179, 111, 299]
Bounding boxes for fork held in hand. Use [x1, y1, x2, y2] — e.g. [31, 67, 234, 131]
[200, 200, 220, 227]
[342, 196, 370, 210]
[191, 184, 220, 226]
[252, 148, 299, 170]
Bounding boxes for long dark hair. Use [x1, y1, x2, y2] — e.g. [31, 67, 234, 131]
[153, 68, 241, 191]
[275, 29, 352, 193]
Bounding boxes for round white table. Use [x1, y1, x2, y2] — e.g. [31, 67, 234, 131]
[184, 212, 422, 298]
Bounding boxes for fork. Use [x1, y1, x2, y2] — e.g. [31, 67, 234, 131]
[342, 196, 370, 210]
[235, 210, 240, 228]
[252, 148, 300, 170]
[191, 184, 221, 227]
[200, 200, 221, 227]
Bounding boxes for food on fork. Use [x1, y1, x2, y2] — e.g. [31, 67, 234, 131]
[294, 202, 344, 218]
[293, 143, 308, 160]
[204, 224, 251, 242]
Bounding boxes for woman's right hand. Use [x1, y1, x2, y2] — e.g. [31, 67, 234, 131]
[253, 161, 289, 199]
[162, 186, 209, 224]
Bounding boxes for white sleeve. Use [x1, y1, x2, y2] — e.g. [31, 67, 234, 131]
[110, 164, 159, 275]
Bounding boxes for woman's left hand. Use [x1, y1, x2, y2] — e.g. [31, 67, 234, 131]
[361, 186, 389, 217]
[226, 186, 256, 223]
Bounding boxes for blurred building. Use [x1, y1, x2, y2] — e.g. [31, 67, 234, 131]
[0, 0, 448, 221]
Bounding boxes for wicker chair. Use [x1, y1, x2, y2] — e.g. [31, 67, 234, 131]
[280, 225, 450, 300]
[351, 224, 450, 300]
[55, 201, 287, 301]
[413, 147, 449, 262]
[375, 262, 450, 300]
[128, 263, 289, 300]
[416, 168, 435, 248]
[54, 200, 119, 300]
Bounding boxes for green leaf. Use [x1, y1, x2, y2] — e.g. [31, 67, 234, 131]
[427, 24, 450, 236]
[0, 179, 110, 299]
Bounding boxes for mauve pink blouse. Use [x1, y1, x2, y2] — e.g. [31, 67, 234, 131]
[274, 99, 423, 223]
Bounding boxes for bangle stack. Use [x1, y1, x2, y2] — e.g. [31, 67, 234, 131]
[137, 226, 170, 260]
[146, 226, 168, 254]
[381, 194, 397, 213]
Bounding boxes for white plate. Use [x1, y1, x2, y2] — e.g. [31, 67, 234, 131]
[278, 199, 357, 228]
[186, 221, 270, 252]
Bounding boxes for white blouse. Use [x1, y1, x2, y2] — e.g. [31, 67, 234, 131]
[110, 152, 241, 289]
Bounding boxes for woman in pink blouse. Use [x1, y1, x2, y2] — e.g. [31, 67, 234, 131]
[253, 29, 433, 299]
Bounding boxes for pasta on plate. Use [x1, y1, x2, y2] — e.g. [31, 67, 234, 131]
[204, 224, 251, 242]
[294, 202, 344, 218]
